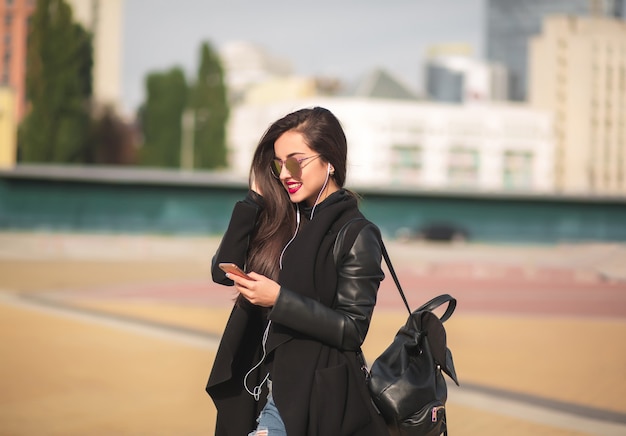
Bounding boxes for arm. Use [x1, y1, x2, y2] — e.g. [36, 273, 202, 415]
[211, 190, 263, 285]
[268, 223, 384, 350]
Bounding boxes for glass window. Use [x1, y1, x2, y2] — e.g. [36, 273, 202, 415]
[502, 150, 533, 189]
[447, 146, 479, 187]
[390, 144, 422, 184]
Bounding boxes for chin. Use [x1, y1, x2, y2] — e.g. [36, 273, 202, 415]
[289, 191, 313, 206]
[288, 192, 306, 204]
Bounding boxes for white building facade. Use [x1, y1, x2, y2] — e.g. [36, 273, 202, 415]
[228, 98, 555, 193]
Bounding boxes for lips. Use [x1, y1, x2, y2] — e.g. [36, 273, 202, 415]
[286, 182, 301, 194]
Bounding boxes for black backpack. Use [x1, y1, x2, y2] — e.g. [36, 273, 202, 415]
[335, 218, 459, 436]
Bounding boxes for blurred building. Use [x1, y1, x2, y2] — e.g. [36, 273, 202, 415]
[0, 0, 35, 121]
[220, 40, 355, 107]
[0, 0, 124, 122]
[66, 0, 124, 115]
[240, 76, 318, 104]
[486, 0, 625, 101]
[228, 98, 555, 193]
[351, 68, 418, 101]
[0, 86, 17, 168]
[529, 14, 626, 195]
[424, 44, 508, 103]
[219, 41, 293, 105]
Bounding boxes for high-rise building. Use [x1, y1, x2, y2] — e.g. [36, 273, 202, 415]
[424, 44, 508, 103]
[529, 14, 626, 194]
[0, 85, 17, 167]
[486, 0, 625, 101]
[0, 0, 36, 121]
[66, 0, 124, 114]
[0, 0, 124, 122]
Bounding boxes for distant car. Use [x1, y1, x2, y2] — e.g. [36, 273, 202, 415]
[396, 221, 469, 243]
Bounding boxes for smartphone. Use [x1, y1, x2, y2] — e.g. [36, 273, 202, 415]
[218, 263, 253, 280]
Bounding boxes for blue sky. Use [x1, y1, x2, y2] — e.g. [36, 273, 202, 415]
[122, 0, 484, 113]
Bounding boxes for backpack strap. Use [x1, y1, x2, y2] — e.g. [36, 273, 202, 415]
[379, 240, 412, 315]
[334, 218, 456, 322]
[415, 294, 457, 323]
[333, 217, 412, 315]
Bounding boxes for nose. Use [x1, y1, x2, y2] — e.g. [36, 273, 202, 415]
[279, 163, 292, 179]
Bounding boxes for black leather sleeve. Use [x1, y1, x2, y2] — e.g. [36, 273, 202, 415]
[211, 191, 263, 285]
[268, 223, 384, 350]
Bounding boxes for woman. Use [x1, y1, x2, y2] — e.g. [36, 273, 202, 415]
[206, 107, 389, 436]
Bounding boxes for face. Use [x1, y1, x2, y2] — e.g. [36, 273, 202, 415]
[273, 130, 339, 207]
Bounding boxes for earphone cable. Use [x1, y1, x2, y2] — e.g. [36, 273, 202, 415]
[279, 205, 300, 270]
[243, 319, 272, 401]
[310, 163, 331, 220]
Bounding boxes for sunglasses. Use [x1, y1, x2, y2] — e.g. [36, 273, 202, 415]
[271, 154, 320, 178]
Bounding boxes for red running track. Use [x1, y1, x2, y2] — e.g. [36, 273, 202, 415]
[57, 263, 626, 319]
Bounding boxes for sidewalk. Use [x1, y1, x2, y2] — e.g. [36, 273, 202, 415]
[1, 232, 625, 435]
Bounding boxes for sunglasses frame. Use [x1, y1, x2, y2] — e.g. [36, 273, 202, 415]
[271, 154, 320, 178]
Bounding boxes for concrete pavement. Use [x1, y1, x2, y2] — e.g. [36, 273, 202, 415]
[1, 232, 625, 435]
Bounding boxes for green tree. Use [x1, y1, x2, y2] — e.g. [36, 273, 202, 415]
[187, 41, 229, 169]
[138, 67, 188, 167]
[89, 106, 138, 165]
[19, 0, 93, 163]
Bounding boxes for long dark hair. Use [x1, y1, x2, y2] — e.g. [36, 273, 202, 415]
[246, 107, 351, 280]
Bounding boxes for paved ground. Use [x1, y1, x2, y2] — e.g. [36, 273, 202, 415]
[1, 232, 625, 435]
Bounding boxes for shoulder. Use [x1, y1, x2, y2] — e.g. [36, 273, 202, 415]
[333, 216, 381, 264]
[338, 215, 380, 240]
[351, 221, 382, 253]
[241, 189, 265, 209]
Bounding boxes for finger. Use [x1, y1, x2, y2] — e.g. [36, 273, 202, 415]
[240, 288, 261, 306]
[226, 273, 251, 287]
[237, 286, 252, 301]
[247, 272, 264, 282]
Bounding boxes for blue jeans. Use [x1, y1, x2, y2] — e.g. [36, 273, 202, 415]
[248, 393, 286, 436]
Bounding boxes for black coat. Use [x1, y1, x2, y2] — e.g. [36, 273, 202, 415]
[206, 190, 389, 436]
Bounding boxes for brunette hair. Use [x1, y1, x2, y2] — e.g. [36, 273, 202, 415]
[246, 107, 351, 280]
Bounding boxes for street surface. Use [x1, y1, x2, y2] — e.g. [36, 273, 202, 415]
[1, 232, 625, 435]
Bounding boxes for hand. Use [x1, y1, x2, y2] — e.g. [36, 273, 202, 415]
[226, 271, 280, 307]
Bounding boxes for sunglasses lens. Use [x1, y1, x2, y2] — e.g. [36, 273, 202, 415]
[271, 157, 303, 178]
[271, 160, 281, 178]
[285, 157, 301, 178]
